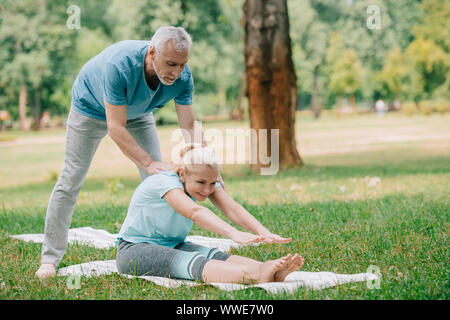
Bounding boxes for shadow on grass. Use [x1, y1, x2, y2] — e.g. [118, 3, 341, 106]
[2, 150, 448, 197]
[1, 192, 447, 299]
[221, 155, 450, 182]
[2, 191, 447, 238]
[0, 176, 142, 194]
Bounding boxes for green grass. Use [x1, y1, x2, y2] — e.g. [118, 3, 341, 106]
[0, 112, 449, 299]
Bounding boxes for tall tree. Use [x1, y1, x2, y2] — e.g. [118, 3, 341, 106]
[413, 0, 450, 53]
[326, 33, 363, 110]
[288, 0, 329, 118]
[0, 0, 76, 130]
[404, 38, 449, 101]
[289, 0, 416, 113]
[411, 0, 450, 99]
[375, 47, 408, 102]
[243, 0, 302, 173]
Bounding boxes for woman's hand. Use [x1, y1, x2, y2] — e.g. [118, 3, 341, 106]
[218, 174, 226, 191]
[230, 230, 265, 245]
[259, 231, 292, 244]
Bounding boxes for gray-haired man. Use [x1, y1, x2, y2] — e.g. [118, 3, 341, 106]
[36, 26, 214, 278]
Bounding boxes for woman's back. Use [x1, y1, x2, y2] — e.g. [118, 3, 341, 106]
[116, 170, 195, 247]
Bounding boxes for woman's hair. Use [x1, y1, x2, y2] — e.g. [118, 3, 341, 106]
[150, 26, 192, 57]
[176, 143, 219, 176]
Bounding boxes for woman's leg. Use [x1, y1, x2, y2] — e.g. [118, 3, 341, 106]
[225, 254, 304, 282]
[116, 240, 302, 284]
[173, 242, 267, 283]
[175, 242, 304, 283]
[174, 242, 231, 261]
[116, 240, 209, 281]
[201, 256, 291, 284]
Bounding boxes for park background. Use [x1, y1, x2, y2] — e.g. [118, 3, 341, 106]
[0, 0, 449, 299]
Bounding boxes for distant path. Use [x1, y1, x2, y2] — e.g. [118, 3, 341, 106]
[0, 136, 65, 148]
[2, 113, 450, 163]
[1, 131, 450, 158]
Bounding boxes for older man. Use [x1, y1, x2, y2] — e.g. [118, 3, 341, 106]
[35, 26, 210, 279]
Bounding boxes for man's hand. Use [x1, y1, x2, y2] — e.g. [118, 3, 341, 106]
[144, 161, 174, 175]
[258, 231, 292, 244]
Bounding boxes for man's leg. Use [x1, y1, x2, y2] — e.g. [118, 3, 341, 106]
[126, 112, 162, 181]
[40, 109, 107, 269]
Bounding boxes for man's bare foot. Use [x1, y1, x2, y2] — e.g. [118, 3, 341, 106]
[255, 255, 291, 283]
[273, 254, 304, 282]
[35, 263, 56, 280]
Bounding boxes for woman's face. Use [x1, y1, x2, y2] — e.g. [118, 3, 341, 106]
[180, 165, 219, 202]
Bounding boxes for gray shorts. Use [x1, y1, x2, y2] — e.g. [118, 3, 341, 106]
[116, 239, 231, 282]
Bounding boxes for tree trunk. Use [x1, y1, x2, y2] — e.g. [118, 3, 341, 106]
[349, 93, 355, 111]
[230, 71, 245, 121]
[19, 82, 28, 131]
[243, 0, 302, 173]
[311, 65, 321, 119]
[32, 87, 41, 131]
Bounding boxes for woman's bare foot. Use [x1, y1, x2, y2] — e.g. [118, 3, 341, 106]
[35, 263, 56, 280]
[255, 255, 290, 283]
[273, 254, 304, 282]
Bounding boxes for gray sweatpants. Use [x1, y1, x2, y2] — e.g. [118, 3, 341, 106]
[116, 239, 231, 282]
[41, 108, 162, 267]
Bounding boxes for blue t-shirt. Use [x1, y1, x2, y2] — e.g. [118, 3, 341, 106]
[71, 40, 194, 120]
[116, 170, 220, 248]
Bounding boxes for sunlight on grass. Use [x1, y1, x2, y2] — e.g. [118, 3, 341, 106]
[0, 113, 449, 299]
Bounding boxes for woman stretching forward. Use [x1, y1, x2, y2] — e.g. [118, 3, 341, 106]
[116, 144, 304, 284]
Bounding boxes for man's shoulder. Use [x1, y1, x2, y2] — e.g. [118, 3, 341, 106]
[111, 39, 149, 51]
[104, 40, 149, 68]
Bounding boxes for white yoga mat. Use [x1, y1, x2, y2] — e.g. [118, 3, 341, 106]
[11, 227, 380, 293]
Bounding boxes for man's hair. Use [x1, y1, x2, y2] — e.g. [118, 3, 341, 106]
[150, 26, 192, 56]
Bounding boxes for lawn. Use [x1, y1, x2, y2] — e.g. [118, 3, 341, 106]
[0, 111, 449, 299]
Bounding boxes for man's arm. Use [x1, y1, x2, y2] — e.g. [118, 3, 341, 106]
[175, 103, 205, 146]
[175, 102, 227, 189]
[105, 101, 173, 174]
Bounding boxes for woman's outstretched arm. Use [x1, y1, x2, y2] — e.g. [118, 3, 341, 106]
[208, 187, 292, 244]
[163, 188, 264, 244]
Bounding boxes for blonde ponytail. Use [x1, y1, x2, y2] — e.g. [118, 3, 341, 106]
[175, 143, 219, 175]
[179, 143, 201, 159]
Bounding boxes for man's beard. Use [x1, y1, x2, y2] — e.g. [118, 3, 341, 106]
[152, 60, 175, 86]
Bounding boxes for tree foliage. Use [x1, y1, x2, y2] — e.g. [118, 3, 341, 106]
[0, 0, 448, 128]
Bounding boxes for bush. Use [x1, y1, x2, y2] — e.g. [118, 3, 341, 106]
[419, 100, 434, 116]
[417, 99, 450, 115]
[104, 178, 124, 195]
[0, 134, 17, 142]
[401, 102, 417, 116]
[434, 99, 450, 115]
